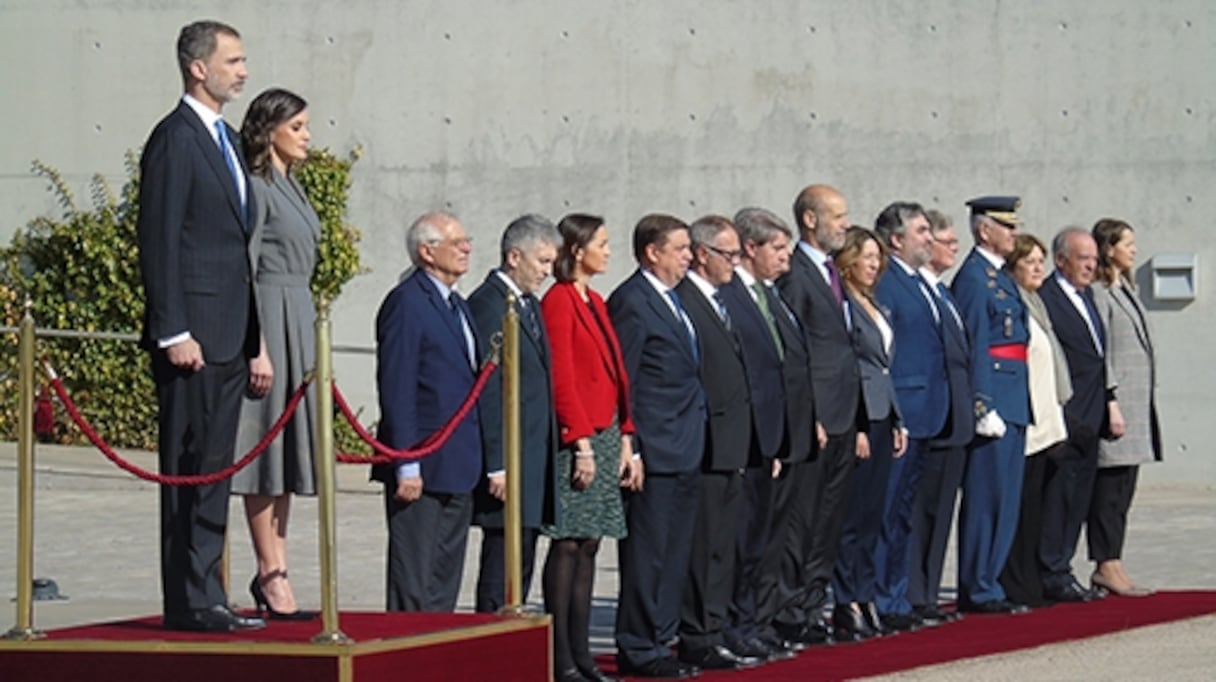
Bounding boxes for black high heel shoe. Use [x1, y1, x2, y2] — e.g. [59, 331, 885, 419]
[250, 574, 316, 621]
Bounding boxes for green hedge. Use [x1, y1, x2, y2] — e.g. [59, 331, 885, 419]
[1, 148, 372, 453]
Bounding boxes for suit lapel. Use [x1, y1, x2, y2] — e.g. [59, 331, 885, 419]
[417, 272, 473, 369]
[642, 278, 698, 364]
[1112, 284, 1152, 355]
[569, 286, 618, 381]
[678, 279, 733, 352]
[272, 168, 322, 239]
[183, 109, 247, 228]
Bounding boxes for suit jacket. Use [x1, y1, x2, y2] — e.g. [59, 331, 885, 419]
[467, 272, 558, 528]
[541, 281, 636, 444]
[137, 100, 258, 363]
[720, 277, 787, 461]
[676, 277, 752, 471]
[847, 293, 902, 429]
[608, 270, 706, 474]
[1092, 278, 1161, 465]
[875, 259, 949, 439]
[950, 248, 1030, 426]
[777, 246, 865, 435]
[1039, 274, 1108, 435]
[930, 281, 976, 448]
[766, 283, 819, 464]
[371, 269, 484, 494]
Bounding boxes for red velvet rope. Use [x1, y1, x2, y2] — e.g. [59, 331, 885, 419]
[333, 359, 497, 465]
[48, 373, 311, 486]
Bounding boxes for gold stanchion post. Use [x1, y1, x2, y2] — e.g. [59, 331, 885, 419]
[5, 301, 44, 640]
[312, 300, 351, 644]
[499, 292, 525, 617]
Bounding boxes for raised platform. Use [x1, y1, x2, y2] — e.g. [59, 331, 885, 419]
[0, 610, 551, 682]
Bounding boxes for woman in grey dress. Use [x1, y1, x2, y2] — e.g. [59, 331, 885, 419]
[1088, 219, 1161, 597]
[232, 88, 320, 619]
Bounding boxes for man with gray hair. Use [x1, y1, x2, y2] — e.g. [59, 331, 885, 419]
[467, 214, 561, 613]
[871, 201, 950, 631]
[1037, 226, 1109, 603]
[372, 211, 484, 612]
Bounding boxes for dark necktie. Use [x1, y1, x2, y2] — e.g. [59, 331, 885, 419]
[521, 294, 542, 340]
[1081, 287, 1105, 353]
[825, 259, 845, 307]
[936, 281, 964, 331]
[449, 293, 475, 367]
[666, 289, 699, 363]
[713, 290, 732, 331]
[751, 281, 784, 360]
[214, 119, 246, 216]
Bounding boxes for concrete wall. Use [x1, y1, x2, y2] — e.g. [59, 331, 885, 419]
[2, 1, 1213, 484]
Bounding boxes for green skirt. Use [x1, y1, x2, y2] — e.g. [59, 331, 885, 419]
[542, 422, 628, 539]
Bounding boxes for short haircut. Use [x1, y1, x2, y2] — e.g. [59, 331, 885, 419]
[835, 226, 888, 297]
[873, 201, 926, 246]
[1006, 233, 1048, 272]
[177, 20, 240, 87]
[926, 208, 953, 236]
[553, 213, 604, 283]
[632, 213, 688, 264]
[405, 211, 456, 267]
[733, 207, 792, 247]
[1051, 225, 1090, 259]
[500, 213, 559, 263]
[689, 214, 734, 250]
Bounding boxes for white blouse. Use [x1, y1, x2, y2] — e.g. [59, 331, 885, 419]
[1025, 314, 1068, 455]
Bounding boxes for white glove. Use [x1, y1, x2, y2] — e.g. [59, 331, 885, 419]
[976, 410, 1007, 439]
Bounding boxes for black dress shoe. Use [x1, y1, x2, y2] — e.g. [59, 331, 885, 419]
[860, 602, 894, 636]
[165, 604, 266, 632]
[617, 655, 698, 679]
[878, 611, 923, 632]
[960, 598, 1031, 614]
[557, 667, 588, 682]
[575, 661, 620, 682]
[774, 620, 832, 648]
[1043, 580, 1092, 603]
[831, 604, 874, 642]
[679, 644, 762, 670]
[746, 635, 796, 661]
[912, 604, 950, 627]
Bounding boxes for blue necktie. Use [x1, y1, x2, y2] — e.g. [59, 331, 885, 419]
[666, 289, 699, 363]
[214, 119, 246, 215]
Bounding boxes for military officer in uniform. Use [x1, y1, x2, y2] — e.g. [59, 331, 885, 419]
[951, 196, 1032, 614]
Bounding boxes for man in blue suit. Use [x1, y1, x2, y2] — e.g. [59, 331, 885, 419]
[373, 211, 484, 612]
[467, 214, 561, 613]
[951, 196, 1032, 614]
[909, 210, 974, 624]
[872, 202, 950, 629]
[610, 214, 707, 679]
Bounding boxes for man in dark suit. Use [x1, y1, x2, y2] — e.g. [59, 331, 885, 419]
[733, 208, 822, 653]
[372, 211, 484, 612]
[775, 185, 866, 645]
[674, 215, 762, 671]
[137, 20, 265, 633]
[718, 210, 798, 664]
[467, 214, 561, 613]
[610, 214, 707, 679]
[908, 210, 974, 624]
[951, 196, 1031, 614]
[872, 202, 950, 630]
[1038, 227, 1109, 603]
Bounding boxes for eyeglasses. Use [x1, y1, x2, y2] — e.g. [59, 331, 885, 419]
[934, 237, 960, 247]
[429, 236, 474, 248]
[705, 244, 742, 261]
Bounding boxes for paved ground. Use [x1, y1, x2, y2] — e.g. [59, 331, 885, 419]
[2, 442, 1214, 678]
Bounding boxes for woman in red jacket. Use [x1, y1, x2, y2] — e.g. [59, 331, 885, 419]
[542, 213, 642, 682]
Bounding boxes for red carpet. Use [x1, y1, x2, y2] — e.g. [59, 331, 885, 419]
[601, 591, 1216, 681]
[0, 610, 551, 682]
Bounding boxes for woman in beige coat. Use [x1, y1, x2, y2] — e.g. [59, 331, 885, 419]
[1089, 219, 1161, 597]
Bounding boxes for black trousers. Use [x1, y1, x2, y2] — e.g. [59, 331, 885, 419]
[795, 429, 857, 619]
[154, 352, 247, 618]
[680, 470, 744, 650]
[724, 463, 775, 648]
[756, 459, 814, 631]
[999, 449, 1051, 607]
[907, 442, 967, 608]
[615, 470, 700, 666]
[384, 489, 473, 611]
[833, 418, 895, 605]
[475, 526, 540, 613]
[1039, 425, 1100, 588]
[1088, 465, 1140, 562]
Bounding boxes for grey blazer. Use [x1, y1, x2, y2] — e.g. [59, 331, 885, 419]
[1092, 277, 1162, 466]
[848, 292, 902, 429]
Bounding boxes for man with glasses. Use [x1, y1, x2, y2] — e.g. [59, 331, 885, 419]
[373, 211, 484, 612]
[674, 216, 763, 671]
